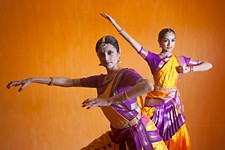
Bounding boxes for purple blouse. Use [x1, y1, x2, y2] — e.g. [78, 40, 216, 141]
[145, 51, 191, 75]
[80, 68, 142, 97]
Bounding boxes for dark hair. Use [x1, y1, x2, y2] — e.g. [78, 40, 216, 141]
[158, 28, 176, 42]
[95, 35, 120, 53]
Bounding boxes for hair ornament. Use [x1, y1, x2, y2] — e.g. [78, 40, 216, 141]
[100, 36, 107, 48]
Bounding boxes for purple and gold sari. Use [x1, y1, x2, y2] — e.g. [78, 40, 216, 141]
[81, 68, 167, 150]
[142, 52, 191, 150]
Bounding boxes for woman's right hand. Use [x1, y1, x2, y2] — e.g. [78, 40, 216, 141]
[82, 97, 112, 109]
[7, 78, 33, 92]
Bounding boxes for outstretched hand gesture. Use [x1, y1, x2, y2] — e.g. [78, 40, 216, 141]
[7, 78, 33, 92]
[100, 13, 116, 24]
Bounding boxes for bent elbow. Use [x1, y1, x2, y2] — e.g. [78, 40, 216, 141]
[205, 62, 213, 71]
[208, 63, 213, 70]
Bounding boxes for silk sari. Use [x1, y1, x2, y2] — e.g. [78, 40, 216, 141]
[82, 69, 167, 150]
[143, 55, 191, 150]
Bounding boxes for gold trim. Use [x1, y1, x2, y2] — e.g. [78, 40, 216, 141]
[111, 111, 141, 129]
[154, 85, 176, 92]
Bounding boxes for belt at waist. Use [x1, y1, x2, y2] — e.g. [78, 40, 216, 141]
[154, 85, 177, 92]
[111, 112, 142, 129]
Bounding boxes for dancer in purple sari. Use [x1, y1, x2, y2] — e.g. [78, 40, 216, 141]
[101, 13, 212, 150]
[7, 35, 168, 149]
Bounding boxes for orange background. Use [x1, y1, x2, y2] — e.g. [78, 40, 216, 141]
[0, 0, 224, 150]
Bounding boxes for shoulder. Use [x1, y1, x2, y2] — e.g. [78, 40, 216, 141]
[80, 74, 104, 81]
[175, 55, 191, 66]
[145, 50, 160, 61]
[80, 74, 105, 87]
[120, 68, 142, 83]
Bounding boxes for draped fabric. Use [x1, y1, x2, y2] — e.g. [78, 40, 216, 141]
[82, 68, 167, 150]
[142, 53, 191, 150]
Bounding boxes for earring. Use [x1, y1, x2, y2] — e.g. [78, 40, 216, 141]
[117, 58, 121, 64]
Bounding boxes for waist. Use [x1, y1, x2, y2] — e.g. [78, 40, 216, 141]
[154, 85, 177, 92]
[111, 112, 142, 129]
[145, 86, 178, 107]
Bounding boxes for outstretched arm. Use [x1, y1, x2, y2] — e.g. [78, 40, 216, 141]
[100, 13, 148, 58]
[176, 59, 213, 73]
[82, 78, 153, 109]
[7, 77, 81, 92]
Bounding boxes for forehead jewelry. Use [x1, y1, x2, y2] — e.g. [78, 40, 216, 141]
[102, 36, 106, 43]
[100, 36, 108, 49]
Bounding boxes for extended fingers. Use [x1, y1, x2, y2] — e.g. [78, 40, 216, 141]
[7, 81, 20, 89]
[100, 13, 110, 19]
[100, 13, 106, 17]
[82, 98, 98, 109]
[7, 80, 29, 92]
[7, 81, 13, 89]
[18, 80, 31, 92]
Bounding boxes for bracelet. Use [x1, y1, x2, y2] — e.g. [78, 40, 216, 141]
[138, 46, 143, 54]
[190, 66, 194, 72]
[118, 28, 123, 34]
[123, 90, 131, 100]
[48, 77, 54, 86]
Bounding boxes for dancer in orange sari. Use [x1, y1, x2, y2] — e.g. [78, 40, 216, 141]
[101, 13, 213, 150]
[7, 35, 168, 150]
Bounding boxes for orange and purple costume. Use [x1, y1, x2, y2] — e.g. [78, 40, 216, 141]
[142, 51, 192, 150]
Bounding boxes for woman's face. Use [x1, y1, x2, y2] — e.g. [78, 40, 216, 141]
[97, 44, 120, 70]
[159, 32, 176, 52]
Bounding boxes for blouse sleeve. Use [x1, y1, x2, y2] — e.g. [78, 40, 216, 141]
[181, 56, 191, 66]
[144, 51, 161, 75]
[80, 75, 103, 88]
[120, 68, 143, 86]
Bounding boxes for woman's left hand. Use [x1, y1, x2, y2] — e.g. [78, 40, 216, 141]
[82, 98, 111, 109]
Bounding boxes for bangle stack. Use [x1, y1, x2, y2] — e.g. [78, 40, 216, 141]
[48, 77, 54, 86]
[123, 90, 131, 100]
[118, 28, 123, 34]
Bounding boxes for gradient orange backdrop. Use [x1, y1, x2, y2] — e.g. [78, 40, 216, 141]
[0, 0, 224, 150]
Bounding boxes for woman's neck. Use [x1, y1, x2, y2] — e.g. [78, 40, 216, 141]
[103, 66, 121, 84]
[107, 66, 121, 75]
[159, 51, 172, 58]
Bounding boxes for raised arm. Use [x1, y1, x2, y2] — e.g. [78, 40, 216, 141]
[100, 13, 148, 58]
[7, 77, 81, 92]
